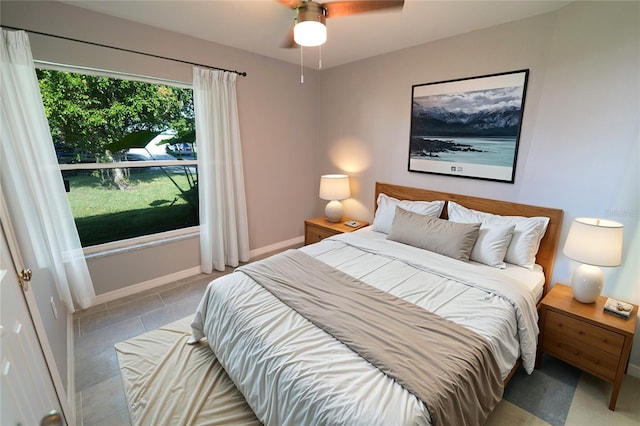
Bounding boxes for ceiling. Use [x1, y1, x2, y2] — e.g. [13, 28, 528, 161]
[61, 0, 571, 70]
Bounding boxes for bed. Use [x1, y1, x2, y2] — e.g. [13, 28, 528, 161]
[190, 182, 563, 426]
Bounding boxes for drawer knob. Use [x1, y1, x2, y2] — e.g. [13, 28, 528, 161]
[578, 330, 584, 335]
[595, 360, 600, 365]
[573, 350, 580, 355]
[602, 338, 608, 343]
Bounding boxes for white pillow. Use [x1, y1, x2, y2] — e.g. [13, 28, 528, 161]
[372, 193, 445, 234]
[448, 201, 549, 269]
[470, 223, 515, 268]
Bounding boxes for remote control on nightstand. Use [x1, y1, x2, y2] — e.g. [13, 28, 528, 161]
[344, 220, 359, 228]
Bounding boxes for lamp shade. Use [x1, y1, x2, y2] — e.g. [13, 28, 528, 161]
[294, 21, 327, 47]
[319, 174, 350, 201]
[563, 218, 623, 267]
[294, 3, 327, 47]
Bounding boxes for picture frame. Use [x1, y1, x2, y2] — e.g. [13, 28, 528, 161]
[408, 70, 529, 183]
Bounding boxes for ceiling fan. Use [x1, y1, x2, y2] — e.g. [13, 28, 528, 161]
[277, 0, 405, 48]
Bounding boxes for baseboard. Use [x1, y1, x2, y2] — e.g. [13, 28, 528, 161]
[628, 362, 640, 379]
[93, 236, 304, 305]
[249, 235, 304, 259]
[93, 266, 202, 305]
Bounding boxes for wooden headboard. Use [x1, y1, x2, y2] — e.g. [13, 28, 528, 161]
[375, 182, 563, 296]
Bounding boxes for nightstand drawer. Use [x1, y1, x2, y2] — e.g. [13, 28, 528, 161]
[545, 310, 624, 356]
[305, 225, 338, 245]
[543, 331, 618, 380]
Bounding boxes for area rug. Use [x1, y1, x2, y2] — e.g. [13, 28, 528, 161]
[114, 315, 260, 426]
[116, 315, 560, 426]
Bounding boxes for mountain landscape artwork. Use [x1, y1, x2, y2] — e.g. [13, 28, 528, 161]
[408, 70, 528, 183]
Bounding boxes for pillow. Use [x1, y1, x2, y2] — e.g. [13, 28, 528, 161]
[387, 207, 480, 262]
[447, 201, 549, 269]
[372, 193, 445, 234]
[469, 223, 515, 268]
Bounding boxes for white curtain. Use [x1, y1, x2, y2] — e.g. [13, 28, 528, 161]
[193, 67, 250, 273]
[0, 29, 95, 311]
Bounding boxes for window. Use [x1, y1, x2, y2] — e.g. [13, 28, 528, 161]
[37, 67, 197, 248]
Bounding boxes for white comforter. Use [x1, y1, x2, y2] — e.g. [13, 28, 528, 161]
[191, 229, 541, 426]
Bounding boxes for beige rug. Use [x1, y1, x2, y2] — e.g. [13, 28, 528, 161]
[115, 316, 260, 426]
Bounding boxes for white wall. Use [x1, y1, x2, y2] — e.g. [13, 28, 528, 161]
[319, 1, 640, 367]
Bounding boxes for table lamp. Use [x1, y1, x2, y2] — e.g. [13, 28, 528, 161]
[319, 174, 350, 223]
[563, 217, 623, 303]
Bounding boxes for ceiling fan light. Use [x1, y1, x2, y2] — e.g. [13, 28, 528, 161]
[294, 20, 327, 47]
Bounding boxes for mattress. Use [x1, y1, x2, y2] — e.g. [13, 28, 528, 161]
[191, 230, 541, 426]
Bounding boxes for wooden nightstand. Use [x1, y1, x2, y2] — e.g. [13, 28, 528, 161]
[304, 217, 368, 245]
[536, 283, 637, 410]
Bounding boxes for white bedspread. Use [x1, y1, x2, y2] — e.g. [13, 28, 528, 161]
[191, 230, 541, 426]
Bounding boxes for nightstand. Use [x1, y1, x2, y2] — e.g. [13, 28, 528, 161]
[304, 217, 368, 245]
[536, 283, 637, 410]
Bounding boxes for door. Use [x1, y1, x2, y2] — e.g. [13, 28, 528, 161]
[0, 224, 66, 425]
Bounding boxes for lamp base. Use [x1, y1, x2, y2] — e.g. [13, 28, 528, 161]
[325, 200, 343, 223]
[571, 264, 604, 303]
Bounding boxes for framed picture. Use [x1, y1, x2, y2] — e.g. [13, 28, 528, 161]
[408, 70, 529, 183]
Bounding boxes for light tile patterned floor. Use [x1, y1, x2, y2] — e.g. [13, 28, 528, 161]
[74, 267, 640, 426]
[74, 272, 230, 425]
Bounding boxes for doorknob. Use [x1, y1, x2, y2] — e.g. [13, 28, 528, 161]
[40, 410, 63, 426]
[19, 268, 32, 291]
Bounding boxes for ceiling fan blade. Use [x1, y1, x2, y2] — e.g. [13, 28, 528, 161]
[281, 25, 297, 48]
[323, 0, 404, 18]
[276, 0, 301, 9]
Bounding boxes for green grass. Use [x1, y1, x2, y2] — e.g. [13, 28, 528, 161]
[66, 168, 198, 246]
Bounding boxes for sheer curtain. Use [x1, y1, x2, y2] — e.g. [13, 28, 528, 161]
[0, 29, 95, 311]
[193, 67, 250, 273]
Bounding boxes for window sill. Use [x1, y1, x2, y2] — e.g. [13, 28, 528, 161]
[84, 226, 199, 260]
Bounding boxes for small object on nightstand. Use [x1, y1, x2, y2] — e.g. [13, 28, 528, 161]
[604, 298, 633, 319]
[344, 220, 359, 228]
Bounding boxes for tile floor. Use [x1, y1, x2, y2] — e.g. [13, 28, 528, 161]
[74, 265, 640, 426]
[74, 270, 232, 426]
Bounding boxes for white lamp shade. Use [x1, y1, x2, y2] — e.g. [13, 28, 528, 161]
[563, 218, 623, 267]
[319, 174, 350, 201]
[294, 20, 327, 47]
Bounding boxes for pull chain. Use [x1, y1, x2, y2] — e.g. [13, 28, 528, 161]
[319, 45, 322, 69]
[300, 46, 304, 84]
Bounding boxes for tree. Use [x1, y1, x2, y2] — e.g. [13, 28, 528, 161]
[36, 69, 194, 158]
[105, 130, 198, 207]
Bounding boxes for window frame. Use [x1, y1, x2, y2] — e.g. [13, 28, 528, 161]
[36, 61, 200, 254]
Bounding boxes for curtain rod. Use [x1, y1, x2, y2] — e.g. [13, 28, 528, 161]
[1, 25, 247, 77]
